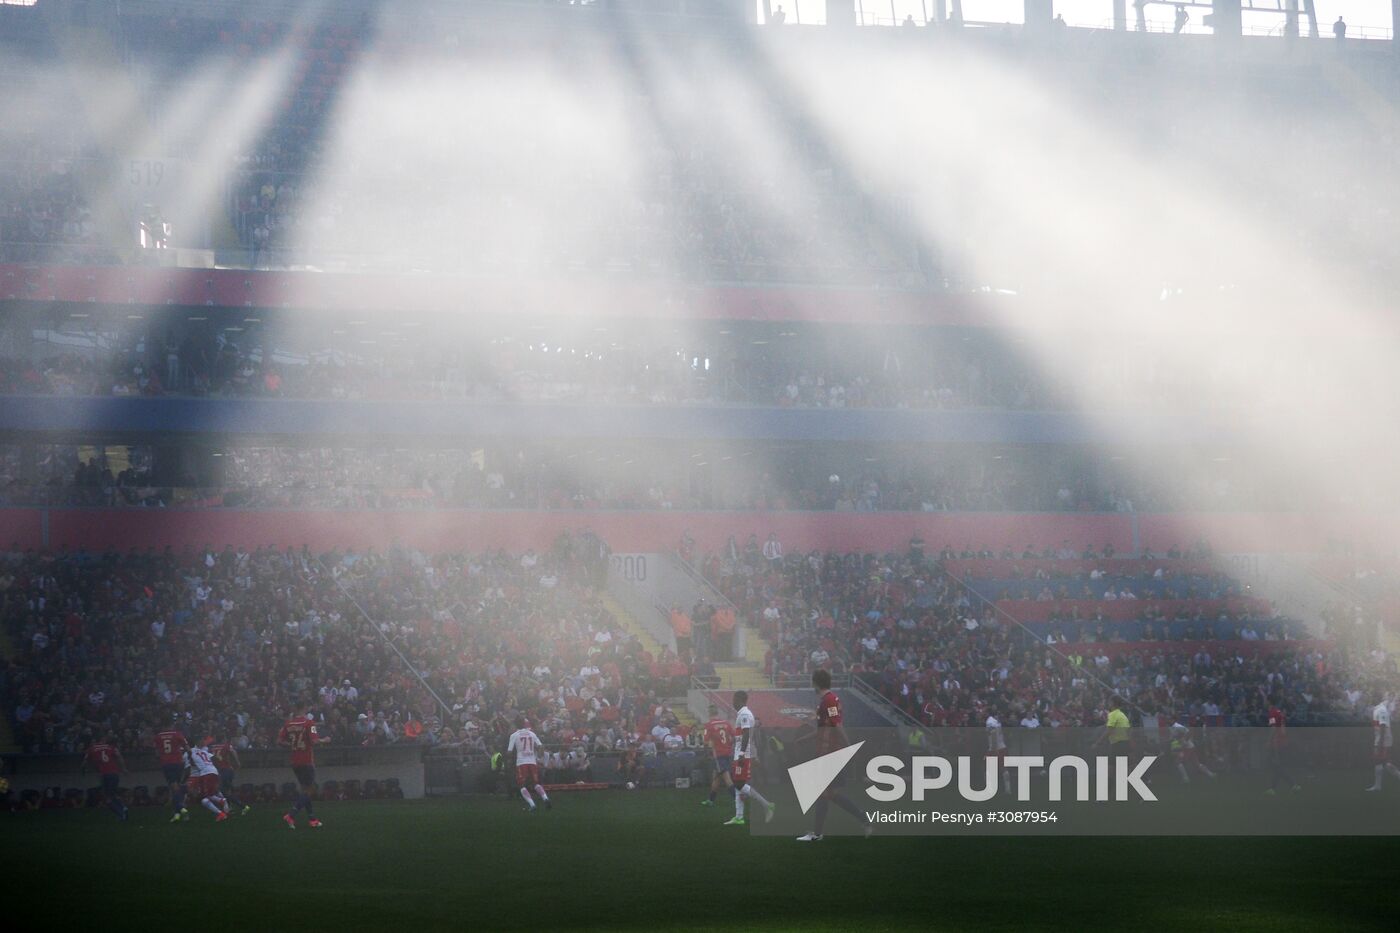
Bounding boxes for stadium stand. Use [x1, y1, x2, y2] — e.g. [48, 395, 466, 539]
[697, 543, 1379, 729]
[0, 540, 698, 763]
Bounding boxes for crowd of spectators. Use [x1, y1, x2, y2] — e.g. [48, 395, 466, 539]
[700, 539, 1395, 729]
[1, 533, 707, 766]
[0, 441, 1171, 513]
[1, 322, 1044, 411]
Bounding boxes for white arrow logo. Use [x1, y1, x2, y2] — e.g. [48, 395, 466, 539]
[787, 741, 866, 814]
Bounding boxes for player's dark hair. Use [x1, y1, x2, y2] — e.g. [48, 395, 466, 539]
[733, 690, 748, 708]
[812, 669, 832, 690]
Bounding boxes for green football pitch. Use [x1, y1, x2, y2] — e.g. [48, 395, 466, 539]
[2, 791, 1398, 932]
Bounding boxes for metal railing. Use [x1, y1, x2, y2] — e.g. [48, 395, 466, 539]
[668, 549, 739, 614]
[851, 673, 928, 729]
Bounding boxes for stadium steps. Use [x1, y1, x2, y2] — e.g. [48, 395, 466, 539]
[702, 619, 773, 690]
[601, 592, 769, 696]
[601, 594, 668, 659]
[709, 662, 771, 691]
[741, 622, 771, 666]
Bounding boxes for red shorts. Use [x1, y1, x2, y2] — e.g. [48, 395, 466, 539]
[730, 759, 752, 784]
[191, 774, 220, 799]
[516, 764, 540, 787]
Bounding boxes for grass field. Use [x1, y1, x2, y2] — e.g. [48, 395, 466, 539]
[3, 790, 1399, 932]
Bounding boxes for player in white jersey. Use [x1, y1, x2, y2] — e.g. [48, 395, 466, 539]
[723, 691, 775, 826]
[1170, 722, 1216, 783]
[507, 718, 551, 812]
[184, 738, 231, 821]
[1365, 692, 1400, 791]
[986, 713, 1013, 795]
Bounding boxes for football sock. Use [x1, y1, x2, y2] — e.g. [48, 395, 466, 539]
[734, 789, 745, 819]
[108, 798, 126, 816]
[813, 798, 830, 835]
[173, 788, 186, 810]
[742, 784, 771, 809]
[202, 798, 221, 814]
[534, 785, 549, 802]
[708, 789, 717, 802]
[1375, 764, 1385, 787]
[303, 795, 315, 817]
[520, 787, 535, 806]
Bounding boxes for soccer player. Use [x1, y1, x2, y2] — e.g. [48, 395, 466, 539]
[1365, 691, 1400, 791]
[155, 717, 192, 822]
[723, 690, 775, 827]
[701, 704, 735, 807]
[507, 718, 551, 812]
[986, 709, 1012, 794]
[80, 734, 129, 821]
[279, 708, 329, 829]
[210, 733, 251, 816]
[796, 670, 871, 841]
[1265, 698, 1301, 795]
[1170, 721, 1216, 783]
[184, 737, 231, 822]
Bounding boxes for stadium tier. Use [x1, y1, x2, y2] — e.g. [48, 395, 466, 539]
[1, 539, 693, 757]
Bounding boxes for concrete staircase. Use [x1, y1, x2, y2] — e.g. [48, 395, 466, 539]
[602, 593, 668, 659]
[598, 593, 781, 721]
[710, 624, 773, 691]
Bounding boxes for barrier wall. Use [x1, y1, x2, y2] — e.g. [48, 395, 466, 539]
[1055, 639, 1326, 658]
[0, 264, 977, 324]
[2, 507, 1388, 555]
[1, 395, 1208, 444]
[5, 508, 1133, 554]
[2, 745, 427, 799]
[1137, 512, 1398, 554]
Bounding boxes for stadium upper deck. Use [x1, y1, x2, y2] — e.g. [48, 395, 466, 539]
[3, 0, 1399, 293]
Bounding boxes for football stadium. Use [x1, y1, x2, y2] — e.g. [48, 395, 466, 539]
[3, 0, 1400, 930]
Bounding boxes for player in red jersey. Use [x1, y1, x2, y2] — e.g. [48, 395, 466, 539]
[155, 718, 192, 822]
[278, 709, 330, 829]
[1265, 698, 1301, 795]
[210, 732, 251, 816]
[701, 704, 735, 808]
[797, 669, 872, 841]
[80, 734, 129, 821]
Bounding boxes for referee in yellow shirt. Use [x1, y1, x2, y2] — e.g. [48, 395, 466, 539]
[1101, 695, 1132, 758]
